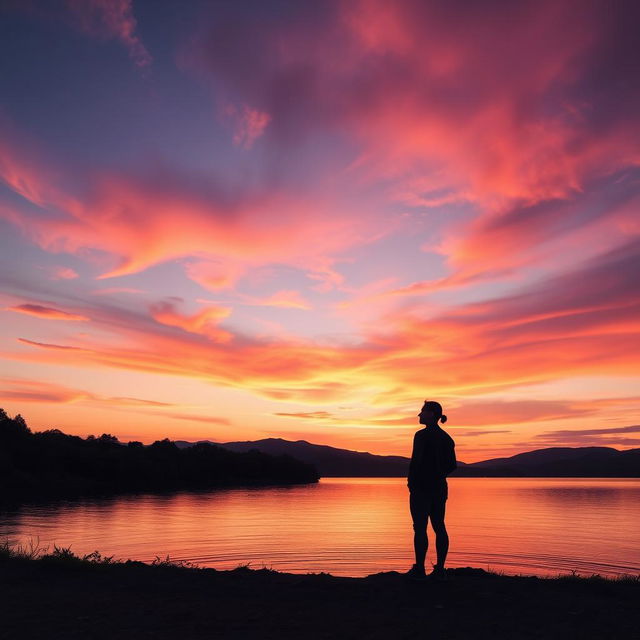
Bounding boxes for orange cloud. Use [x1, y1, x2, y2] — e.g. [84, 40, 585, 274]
[167, 413, 231, 426]
[8, 304, 88, 322]
[245, 290, 311, 310]
[107, 397, 173, 407]
[274, 411, 333, 420]
[0, 236, 635, 419]
[0, 378, 173, 407]
[6, 315, 635, 412]
[0, 379, 89, 404]
[149, 301, 233, 343]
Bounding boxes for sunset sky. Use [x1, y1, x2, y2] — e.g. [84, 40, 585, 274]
[1, 0, 639, 462]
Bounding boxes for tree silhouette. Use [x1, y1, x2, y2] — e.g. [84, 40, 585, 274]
[0, 408, 318, 502]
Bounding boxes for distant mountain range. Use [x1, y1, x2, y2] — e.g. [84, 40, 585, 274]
[174, 438, 640, 478]
[176, 438, 410, 476]
[457, 446, 640, 477]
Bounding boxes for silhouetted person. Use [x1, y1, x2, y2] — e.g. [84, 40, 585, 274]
[406, 401, 456, 581]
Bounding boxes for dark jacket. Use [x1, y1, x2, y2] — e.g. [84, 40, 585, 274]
[408, 426, 456, 492]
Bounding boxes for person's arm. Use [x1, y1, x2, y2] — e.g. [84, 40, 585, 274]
[445, 438, 457, 476]
[407, 431, 419, 489]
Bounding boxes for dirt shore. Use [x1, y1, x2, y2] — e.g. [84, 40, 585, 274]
[1, 556, 638, 640]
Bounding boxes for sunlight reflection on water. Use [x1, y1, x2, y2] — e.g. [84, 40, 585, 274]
[1, 478, 638, 578]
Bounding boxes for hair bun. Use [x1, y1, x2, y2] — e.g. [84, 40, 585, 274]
[440, 414, 448, 423]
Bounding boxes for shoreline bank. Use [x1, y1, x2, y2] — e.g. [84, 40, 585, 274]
[1, 551, 637, 639]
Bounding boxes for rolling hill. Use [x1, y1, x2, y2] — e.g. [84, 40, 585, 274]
[175, 438, 640, 477]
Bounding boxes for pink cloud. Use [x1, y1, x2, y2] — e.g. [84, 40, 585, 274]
[346, 1, 640, 205]
[49, 266, 79, 280]
[8, 303, 88, 322]
[223, 103, 271, 149]
[4, 0, 637, 306]
[193, 0, 640, 205]
[0, 127, 67, 208]
[0, 134, 374, 285]
[188, 0, 640, 292]
[185, 260, 245, 291]
[443, 177, 640, 278]
[66, 0, 152, 67]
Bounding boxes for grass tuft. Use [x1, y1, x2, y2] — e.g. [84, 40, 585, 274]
[1, 539, 201, 569]
[555, 571, 640, 584]
[0, 537, 47, 560]
[151, 555, 198, 569]
[1, 539, 112, 565]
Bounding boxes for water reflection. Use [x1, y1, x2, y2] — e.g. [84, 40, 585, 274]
[1, 478, 638, 578]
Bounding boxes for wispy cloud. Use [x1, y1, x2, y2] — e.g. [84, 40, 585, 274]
[8, 303, 88, 322]
[0, 378, 173, 407]
[0, 131, 372, 285]
[149, 300, 233, 343]
[3, 237, 638, 410]
[49, 266, 79, 280]
[193, 0, 640, 208]
[455, 430, 512, 438]
[66, 0, 152, 67]
[533, 425, 640, 448]
[17, 338, 87, 351]
[166, 413, 231, 426]
[274, 411, 333, 420]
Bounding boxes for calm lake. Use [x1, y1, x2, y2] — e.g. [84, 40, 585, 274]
[2, 478, 638, 578]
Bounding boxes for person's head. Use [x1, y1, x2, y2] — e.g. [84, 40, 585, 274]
[418, 401, 448, 427]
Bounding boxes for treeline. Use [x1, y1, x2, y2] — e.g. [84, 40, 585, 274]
[0, 409, 319, 501]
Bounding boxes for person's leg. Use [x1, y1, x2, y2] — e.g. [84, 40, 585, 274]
[409, 491, 429, 571]
[430, 496, 449, 570]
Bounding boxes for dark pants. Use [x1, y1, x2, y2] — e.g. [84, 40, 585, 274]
[409, 484, 449, 569]
[409, 484, 448, 528]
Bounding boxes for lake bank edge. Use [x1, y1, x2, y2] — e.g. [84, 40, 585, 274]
[1, 549, 638, 640]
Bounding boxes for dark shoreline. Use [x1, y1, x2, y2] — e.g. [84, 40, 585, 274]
[1, 475, 637, 512]
[0, 479, 316, 510]
[1, 553, 638, 640]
